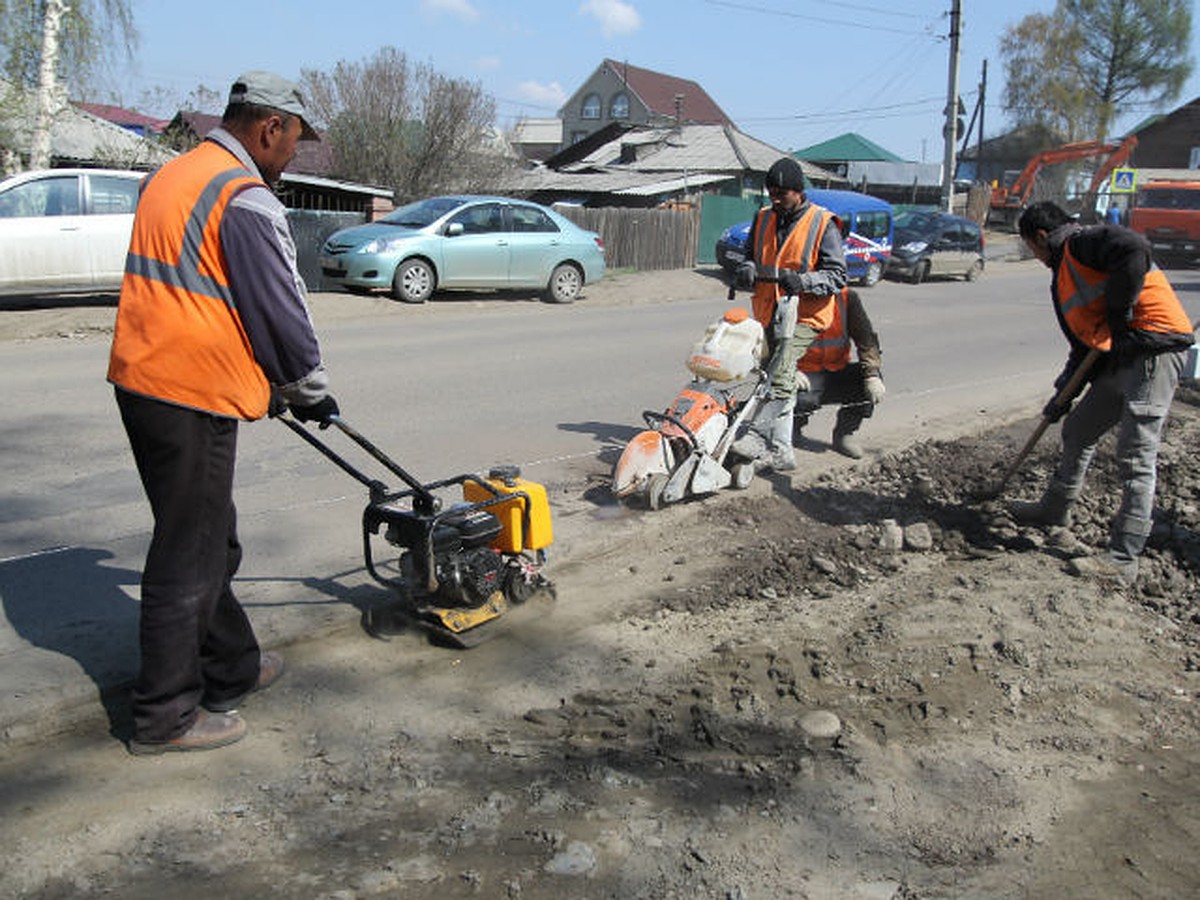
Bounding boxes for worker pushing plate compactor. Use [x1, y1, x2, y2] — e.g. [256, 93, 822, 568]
[613, 296, 800, 509]
[282, 414, 554, 647]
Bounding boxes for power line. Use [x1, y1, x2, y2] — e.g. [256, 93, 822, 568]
[704, 0, 939, 37]
[737, 94, 952, 124]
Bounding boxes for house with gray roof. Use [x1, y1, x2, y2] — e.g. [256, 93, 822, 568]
[1, 78, 176, 173]
[505, 121, 841, 208]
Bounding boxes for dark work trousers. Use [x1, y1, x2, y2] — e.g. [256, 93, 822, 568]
[116, 388, 261, 741]
[793, 362, 875, 436]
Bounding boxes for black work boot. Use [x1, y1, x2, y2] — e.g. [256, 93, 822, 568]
[791, 413, 810, 447]
[1008, 488, 1072, 528]
[831, 426, 864, 459]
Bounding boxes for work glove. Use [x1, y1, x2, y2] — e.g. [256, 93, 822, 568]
[794, 371, 810, 394]
[734, 260, 757, 290]
[1042, 396, 1071, 423]
[863, 375, 886, 404]
[291, 395, 340, 429]
[267, 387, 287, 418]
[778, 270, 808, 296]
[1110, 331, 1140, 367]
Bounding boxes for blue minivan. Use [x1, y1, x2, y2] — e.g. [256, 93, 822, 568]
[714, 188, 894, 286]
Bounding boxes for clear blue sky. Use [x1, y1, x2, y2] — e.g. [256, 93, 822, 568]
[113, 0, 1200, 164]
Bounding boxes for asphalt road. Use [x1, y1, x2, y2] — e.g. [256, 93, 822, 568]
[2, 259, 1198, 743]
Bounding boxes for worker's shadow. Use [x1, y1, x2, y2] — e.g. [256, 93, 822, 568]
[0, 547, 140, 741]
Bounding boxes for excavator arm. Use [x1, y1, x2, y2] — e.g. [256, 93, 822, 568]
[989, 135, 1138, 227]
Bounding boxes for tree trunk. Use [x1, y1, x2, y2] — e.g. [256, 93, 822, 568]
[30, 0, 69, 170]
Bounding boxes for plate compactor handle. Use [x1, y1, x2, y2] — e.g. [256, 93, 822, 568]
[278, 412, 440, 512]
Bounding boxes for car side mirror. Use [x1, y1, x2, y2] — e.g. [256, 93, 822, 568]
[446, 222, 464, 237]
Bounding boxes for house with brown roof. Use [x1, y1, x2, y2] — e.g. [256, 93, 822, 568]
[559, 59, 732, 149]
[73, 102, 170, 138]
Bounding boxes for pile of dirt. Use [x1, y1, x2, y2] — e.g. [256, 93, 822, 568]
[7, 389, 1200, 899]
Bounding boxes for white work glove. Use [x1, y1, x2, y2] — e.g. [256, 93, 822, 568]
[864, 375, 886, 404]
[795, 371, 810, 393]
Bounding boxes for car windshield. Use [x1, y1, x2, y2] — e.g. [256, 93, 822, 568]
[894, 210, 942, 238]
[894, 211, 937, 231]
[379, 197, 466, 228]
[1136, 187, 1200, 211]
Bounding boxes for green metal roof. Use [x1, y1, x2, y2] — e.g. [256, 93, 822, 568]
[793, 132, 904, 163]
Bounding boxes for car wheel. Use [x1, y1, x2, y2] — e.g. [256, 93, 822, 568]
[861, 260, 882, 287]
[392, 259, 434, 303]
[908, 259, 930, 285]
[544, 262, 582, 304]
[964, 259, 984, 282]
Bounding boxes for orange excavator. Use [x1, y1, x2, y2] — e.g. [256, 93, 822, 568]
[989, 134, 1138, 229]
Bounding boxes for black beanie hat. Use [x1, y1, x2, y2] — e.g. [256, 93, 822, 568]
[766, 156, 807, 192]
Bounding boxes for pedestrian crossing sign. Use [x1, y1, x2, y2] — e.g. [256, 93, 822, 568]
[1110, 168, 1137, 193]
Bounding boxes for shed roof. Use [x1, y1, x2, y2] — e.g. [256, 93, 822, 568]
[1, 80, 176, 170]
[793, 132, 904, 163]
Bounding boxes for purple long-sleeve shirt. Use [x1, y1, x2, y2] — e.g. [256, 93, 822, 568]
[208, 128, 329, 409]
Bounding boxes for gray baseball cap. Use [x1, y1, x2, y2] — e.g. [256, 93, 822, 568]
[228, 70, 319, 141]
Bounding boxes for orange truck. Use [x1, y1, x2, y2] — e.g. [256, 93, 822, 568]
[1128, 178, 1200, 265]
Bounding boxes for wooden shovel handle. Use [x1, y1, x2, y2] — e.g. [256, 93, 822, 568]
[991, 347, 1102, 496]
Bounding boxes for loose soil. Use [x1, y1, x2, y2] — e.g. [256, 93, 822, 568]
[3, 274, 1199, 899]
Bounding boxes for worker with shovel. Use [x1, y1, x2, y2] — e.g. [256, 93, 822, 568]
[1010, 201, 1194, 584]
[730, 157, 847, 471]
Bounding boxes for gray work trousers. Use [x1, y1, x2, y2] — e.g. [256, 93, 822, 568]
[1049, 348, 1187, 540]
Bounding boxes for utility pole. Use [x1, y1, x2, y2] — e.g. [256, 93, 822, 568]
[940, 0, 962, 212]
[977, 58, 986, 185]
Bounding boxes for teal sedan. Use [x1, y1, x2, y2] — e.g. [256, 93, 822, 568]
[318, 195, 606, 303]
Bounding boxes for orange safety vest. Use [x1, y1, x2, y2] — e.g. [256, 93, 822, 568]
[108, 141, 270, 420]
[799, 287, 851, 373]
[1056, 245, 1192, 351]
[750, 204, 837, 334]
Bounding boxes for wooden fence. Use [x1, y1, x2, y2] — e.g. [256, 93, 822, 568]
[553, 205, 700, 271]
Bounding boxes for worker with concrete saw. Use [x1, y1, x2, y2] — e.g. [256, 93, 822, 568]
[1009, 201, 1194, 585]
[730, 156, 848, 472]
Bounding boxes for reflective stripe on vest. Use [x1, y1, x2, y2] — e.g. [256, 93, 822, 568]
[108, 141, 270, 420]
[1057, 245, 1193, 351]
[799, 287, 851, 373]
[123, 167, 250, 306]
[751, 205, 836, 333]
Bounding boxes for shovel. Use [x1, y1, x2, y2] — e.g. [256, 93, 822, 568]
[976, 347, 1102, 502]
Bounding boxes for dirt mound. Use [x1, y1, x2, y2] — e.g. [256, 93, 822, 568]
[6, 391, 1200, 899]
